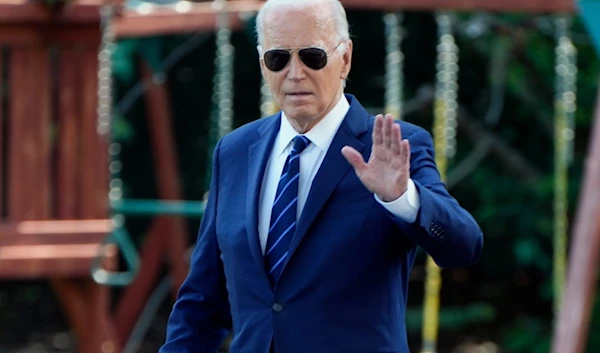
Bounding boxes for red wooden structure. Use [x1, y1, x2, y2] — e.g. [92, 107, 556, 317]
[0, 0, 596, 353]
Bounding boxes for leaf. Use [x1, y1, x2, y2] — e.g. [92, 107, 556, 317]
[112, 39, 139, 85]
[137, 36, 165, 74]
[514, 238, 541, 267]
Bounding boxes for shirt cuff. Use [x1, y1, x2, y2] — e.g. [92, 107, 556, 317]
[374, 178, 421, 223]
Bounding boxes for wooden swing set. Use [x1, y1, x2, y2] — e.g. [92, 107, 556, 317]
[0, 0, 597, 353]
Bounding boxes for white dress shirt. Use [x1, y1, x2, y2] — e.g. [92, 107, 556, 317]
[258, 94, 421, 254]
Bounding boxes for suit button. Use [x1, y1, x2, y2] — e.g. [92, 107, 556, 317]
[272, 303, 283, 312]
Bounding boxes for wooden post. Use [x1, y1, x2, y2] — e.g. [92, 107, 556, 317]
[51, 44, 121, 353]
[8, 48, 30, 221]
[0, 51, 3, 217]
[551, 85, 600, 353]
[56, 47, 80, 219]
[140, 61, 189, 294]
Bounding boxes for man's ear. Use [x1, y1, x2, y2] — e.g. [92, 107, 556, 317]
[341, 40, 353, 80]
[259, 60, 267, 81]
[257, 45, 267, 80]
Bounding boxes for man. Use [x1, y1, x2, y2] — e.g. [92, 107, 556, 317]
[160, 0, 483, 352]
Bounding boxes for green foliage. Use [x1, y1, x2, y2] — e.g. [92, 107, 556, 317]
[406, 303, 496, 332]
[112, 39, 139, 85]
[112, 37, 165, 86]
[501, 317, 552, 353]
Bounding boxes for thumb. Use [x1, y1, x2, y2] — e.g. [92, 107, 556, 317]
[341, 146, 367, 174]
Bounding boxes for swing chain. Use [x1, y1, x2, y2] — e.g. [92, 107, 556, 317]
[205, 0, 235, 192]
[97, 4, 116, 137]
[91, 3, 141, 287]
[384, 12, 404, 120]
[554, 16, 577, 164]
[553, 14, 577, 315]
[421, 12, 459, 353]
[261, 77, 277, 117]
[213, 0, 235, 138]
[434, 12, 459, 162]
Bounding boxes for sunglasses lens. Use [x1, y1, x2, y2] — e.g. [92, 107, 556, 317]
[264, 50, 291, 72]
[299, 48, 328, 70]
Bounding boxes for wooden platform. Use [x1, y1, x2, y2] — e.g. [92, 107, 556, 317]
[0, 220, 115, 279]
[0, 0, 577, 41]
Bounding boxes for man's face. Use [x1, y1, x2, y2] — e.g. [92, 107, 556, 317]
[259, 6, 352, 131]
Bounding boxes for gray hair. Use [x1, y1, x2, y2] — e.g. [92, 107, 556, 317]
[255, 0, 350, 49]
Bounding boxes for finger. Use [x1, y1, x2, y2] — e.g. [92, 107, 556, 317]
[396, 119, 403, 140]
[341, 146, 368, 174]
[401, 139, 411, 168]
[391, 123, 402, 156]
[373, 114, 383, 146]
[382, 114, 393, 148]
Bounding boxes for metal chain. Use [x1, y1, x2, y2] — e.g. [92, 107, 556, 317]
[383, 12, 404, 120]
[434, 12, 459, 161]
[421, 11, 459, 353]
[97, 4, 125, 230]
[555, 16, 577, 164]
[213, 0, 235, 138]
[260, 76, 278, 117]
[553, 14, 577, 316]
[205, 0, 235, 191]
[97, 4, 116, 137]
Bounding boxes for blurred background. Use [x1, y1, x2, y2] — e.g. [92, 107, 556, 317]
[0, 0, 599, 352]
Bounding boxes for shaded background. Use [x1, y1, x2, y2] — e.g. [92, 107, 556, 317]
[1, 6, 599, 353]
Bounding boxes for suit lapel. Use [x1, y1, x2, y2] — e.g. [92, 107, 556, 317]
[246, 115, 280, 279]
[285, 95, 370, 265]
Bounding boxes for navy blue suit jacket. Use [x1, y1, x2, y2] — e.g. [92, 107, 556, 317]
[160, 94, 483, 353]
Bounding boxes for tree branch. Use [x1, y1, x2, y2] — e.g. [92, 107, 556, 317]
[455, 106, 543, 184]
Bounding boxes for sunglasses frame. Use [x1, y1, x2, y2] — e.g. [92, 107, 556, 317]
[261, 42, 344, 72]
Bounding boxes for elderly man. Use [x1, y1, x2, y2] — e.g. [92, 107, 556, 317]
[160, 0, 483, 352]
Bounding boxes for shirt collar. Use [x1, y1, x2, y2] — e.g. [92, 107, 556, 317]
[275, 94, 350, 156]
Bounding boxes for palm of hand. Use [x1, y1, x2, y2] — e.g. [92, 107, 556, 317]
[341, 114, 410, 202]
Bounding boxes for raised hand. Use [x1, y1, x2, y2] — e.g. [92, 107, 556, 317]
[341, 113, 410, 202]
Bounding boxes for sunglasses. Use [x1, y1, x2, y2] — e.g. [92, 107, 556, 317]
[262, 42, 343, 72]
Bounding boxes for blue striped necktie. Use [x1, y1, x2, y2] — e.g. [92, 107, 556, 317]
[265, 135, 311, 286]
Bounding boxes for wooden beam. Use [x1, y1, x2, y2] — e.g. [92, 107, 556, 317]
[13, 219, 112, 234]
[339, 0, 575, 13]
[0, 24, 99, 47]
[0, 0, 578, 31]
[113, 1, 264, 38]
[0, 1, 49, 22]
[59, 0, 115, 24]
[551, 85, 600, 353]
[0, 220, 112, 245]
[0, 0, 114, 23]
[0, 243, 117, 278]
[0, 0, 575, 40]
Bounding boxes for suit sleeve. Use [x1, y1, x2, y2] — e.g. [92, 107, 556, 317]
[390, 128, 484, 268]
[159, 139, 232, 353]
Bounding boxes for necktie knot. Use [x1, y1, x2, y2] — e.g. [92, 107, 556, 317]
[291, 135, 310, 155]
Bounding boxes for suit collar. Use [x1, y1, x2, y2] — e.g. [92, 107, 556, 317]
[247, 114, 281, 289]
[340, 93, 370, 138]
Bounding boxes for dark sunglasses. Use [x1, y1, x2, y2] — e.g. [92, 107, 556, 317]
[262, 42, 343, 72]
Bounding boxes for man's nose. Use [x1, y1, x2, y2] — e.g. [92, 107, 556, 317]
[287, 53, 307, 80]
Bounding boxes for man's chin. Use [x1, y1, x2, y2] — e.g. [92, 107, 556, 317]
[285, 110, 314, 122]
